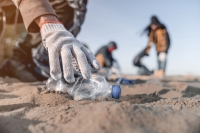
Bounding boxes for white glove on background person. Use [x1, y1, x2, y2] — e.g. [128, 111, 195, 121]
[158, 52, 167, 62]
[41, 22, 100, 83]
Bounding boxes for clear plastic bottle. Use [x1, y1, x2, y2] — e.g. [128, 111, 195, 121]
[46, 76, 121, 101]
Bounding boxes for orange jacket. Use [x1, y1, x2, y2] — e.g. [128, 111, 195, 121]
[146, 28, 170, 54]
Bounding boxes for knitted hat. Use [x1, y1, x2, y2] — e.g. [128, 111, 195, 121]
[107, 41, 117, 49]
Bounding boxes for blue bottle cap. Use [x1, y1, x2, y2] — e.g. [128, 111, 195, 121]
[111, 85, 121, 99]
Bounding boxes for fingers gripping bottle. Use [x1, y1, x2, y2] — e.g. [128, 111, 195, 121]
[46, 76, 121, 101]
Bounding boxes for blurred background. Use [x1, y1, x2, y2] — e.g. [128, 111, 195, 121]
[0, 0, 200, 76]
[77, 0, 200, 75]
[0, 24, 25, 65]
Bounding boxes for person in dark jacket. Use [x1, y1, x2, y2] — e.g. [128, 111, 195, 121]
[134, 15, 170, 77]
[0, 0, 100, 82]
[95, 41, 117, 68]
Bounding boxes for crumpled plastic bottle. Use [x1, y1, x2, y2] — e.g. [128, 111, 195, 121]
[46, 76, 121, 101]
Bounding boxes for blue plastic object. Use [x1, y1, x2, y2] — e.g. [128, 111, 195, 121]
[111, 85, 121, 99]
[116, 78, 135, 85]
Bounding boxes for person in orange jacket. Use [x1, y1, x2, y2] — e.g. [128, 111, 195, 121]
[134, 15, 170, 77]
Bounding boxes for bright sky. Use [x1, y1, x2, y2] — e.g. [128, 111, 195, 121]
[77, 0, 200, 75]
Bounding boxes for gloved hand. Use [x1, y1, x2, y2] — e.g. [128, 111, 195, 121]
[41, 22, 100, 83]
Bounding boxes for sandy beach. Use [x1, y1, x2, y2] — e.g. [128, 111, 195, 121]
[0, 75, 200, 133]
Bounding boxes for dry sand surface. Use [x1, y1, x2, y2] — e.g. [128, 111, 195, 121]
[0, 75, 200, 133]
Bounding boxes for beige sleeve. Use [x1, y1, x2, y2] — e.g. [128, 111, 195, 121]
[12, 0, 57, 33]
[12, 0, 21, 7]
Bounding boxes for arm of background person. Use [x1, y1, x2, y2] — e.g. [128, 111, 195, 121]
[145, 31, 154, 55]
[103, 51, 113, 68]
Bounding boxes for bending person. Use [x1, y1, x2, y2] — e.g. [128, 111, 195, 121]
[143, 15, 170, 77]
[95, 41, 117, 68]
[0, 0, 100, 82]
[95, 41, 120, 78]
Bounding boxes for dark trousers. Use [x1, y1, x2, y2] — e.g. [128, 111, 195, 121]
[133, 47, 152, 75]
[134, 47, 168, 75]
[157, 52, 167, 72]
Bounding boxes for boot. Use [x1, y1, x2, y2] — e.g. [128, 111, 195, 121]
[0, 43, 47, 82]
[0, 58, 38, 82]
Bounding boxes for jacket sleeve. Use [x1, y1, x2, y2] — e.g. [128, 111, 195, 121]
[145, 31, 154, 54]
[12, 0, 57, 33]
[156, 29, 168, 52]
[104, 52, 113, 68]
[104, 57, 112, 68]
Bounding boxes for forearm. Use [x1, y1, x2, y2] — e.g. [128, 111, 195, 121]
[35, 15, 59, 28]
[13, 0, 56, 32]
[146, 31, 154, 54]
[105, 58, 112, 68]
[145, 42, 153, 54]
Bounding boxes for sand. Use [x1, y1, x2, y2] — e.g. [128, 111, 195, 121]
[0, 75, 200, 133]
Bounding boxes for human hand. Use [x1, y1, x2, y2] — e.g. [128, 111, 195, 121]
[40, 22, 100, 83]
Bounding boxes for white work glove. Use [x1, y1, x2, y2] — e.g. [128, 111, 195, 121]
[158, 52, 167, 62]
[41, 23, 100, 83]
